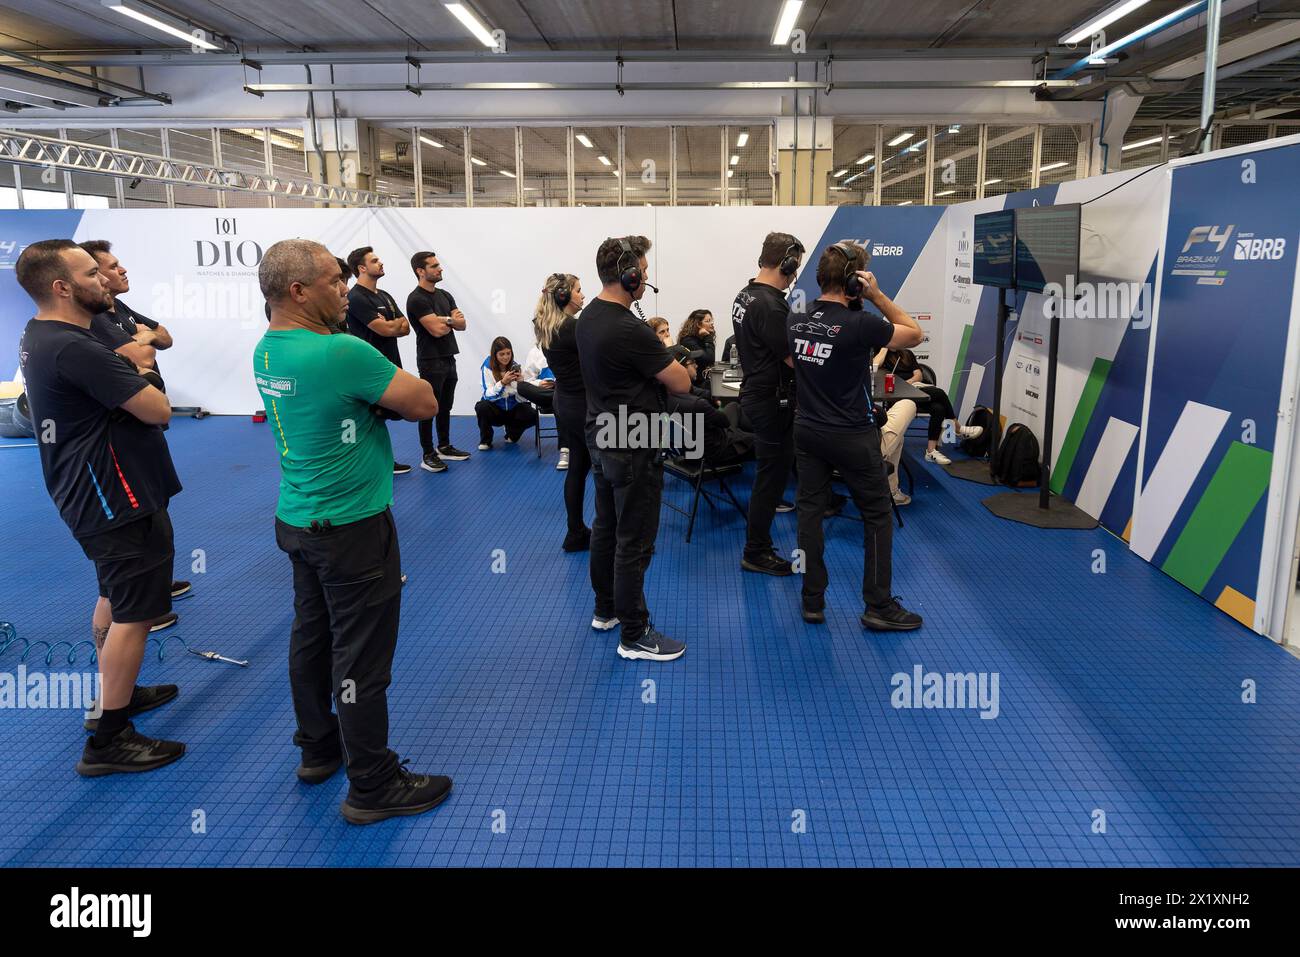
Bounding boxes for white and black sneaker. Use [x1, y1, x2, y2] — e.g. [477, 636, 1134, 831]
[617, 626, 686, 662]
[775, 500, 795, 513]
[557, 448, 570, 470]
[149, 612, 178, 633]
[438, 444, 472, 461]
[170, 580, 192, 599]
[393, 461, 413, 475]
[591, 615, 620, 632]
[421, 451, 447, 473]
[75, 723, 186, 777]
[340, 760, 452, 825]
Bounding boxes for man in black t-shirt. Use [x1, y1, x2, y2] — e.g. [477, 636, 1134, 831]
[577, 236, 692, 662]
[16, 239, 186, 776]
[346, 246, 414, 475]
[733, 231, 804, 575]
[80, 240, 173, 380]
[406, 250, 472, 471]
[790, 241, 925, 632]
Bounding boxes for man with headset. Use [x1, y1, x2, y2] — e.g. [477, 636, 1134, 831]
[790, 240, 924, 631]
[577, 236, 692, 662]
[732, 231, 804, 577]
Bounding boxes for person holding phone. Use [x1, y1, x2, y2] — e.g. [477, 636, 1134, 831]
[475, 336, 539, 450]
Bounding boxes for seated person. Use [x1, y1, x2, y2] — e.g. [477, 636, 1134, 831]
[677, 309, 717, 383]
[517, 339, 556, 410]
[647, 316, 672, 348]
[476, 336, 539, 449]
[879, 399, 917, 506]
[874, 347, 981, 466]
[665, 345, 753, 467]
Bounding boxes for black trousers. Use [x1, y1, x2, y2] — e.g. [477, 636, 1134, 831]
[741, 392, 794, 560]
[516, 380, 555, 412]
[274, 508, 402, 790]
[417, 357, 457, 452]
[475, 400, 538, 443]
[794, 423, 894, 612]
[918, 384, 957, 441]
[555, 391, 592, 537]
[589, 445, 663, 642]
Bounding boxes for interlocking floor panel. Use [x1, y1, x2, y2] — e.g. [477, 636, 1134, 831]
[1, 417, 1297, 867]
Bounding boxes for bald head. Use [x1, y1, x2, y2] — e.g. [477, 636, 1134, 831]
[260, 239, 348, 328]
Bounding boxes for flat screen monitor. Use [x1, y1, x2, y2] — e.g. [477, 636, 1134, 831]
[1014, 203, 1081, 294]
[972, 210, 1015, 288]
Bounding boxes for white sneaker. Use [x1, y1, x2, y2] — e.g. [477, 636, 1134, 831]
[557, 448, 570, 471]
[591, 615, 620, 631]
[477, 442, 491, 451]
[925, 448, 952, 466]
[892, 489, 912, 506]
[958, 424, 984, 440]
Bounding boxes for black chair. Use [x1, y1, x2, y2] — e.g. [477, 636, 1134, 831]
[521, 389, 560, 458]
[663, 454, 748, 543]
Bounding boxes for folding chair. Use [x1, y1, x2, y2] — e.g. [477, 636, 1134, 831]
[662, 454, 748, 543]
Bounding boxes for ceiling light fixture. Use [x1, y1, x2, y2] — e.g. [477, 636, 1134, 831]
[1060, 0, 1150, 45]
[444, 3, 497, 48]
[772, 0, 803, 45]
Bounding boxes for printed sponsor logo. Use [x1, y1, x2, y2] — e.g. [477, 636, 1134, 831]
[1233, 235, 1287, 260]
[255, 373, 297, 398]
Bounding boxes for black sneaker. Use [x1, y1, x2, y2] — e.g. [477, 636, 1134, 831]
[437, 444, 472, 462]
[802, 603, 826, 624]
[75, 723, 186, 777]
[562, 528, 592, 552]
[617, 626, 686, 662]
[340, 761, 453, 825]
[775, 500, 795, 513]
[297, 755, 343, 784]
[861, 597, 923, 631]
[741, 551, 793, 577]
[84, 683, 178, 732]
[149, 612, 178, 633]
[393, 461, 412, 475]
[420, 452, 447, 473]
[825, 492, 848, 518]
[170, 580, 192, 599]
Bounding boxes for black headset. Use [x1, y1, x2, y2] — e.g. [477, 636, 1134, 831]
[778, 239, 805, 277]
[550, 273, 571, 309]
[615, 237, 643, 294]
[830, 241, 865, 299]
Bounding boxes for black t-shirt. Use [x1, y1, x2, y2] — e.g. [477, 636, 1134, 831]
[104, 297, 158, 337]
[406, 286, 459, 363]
[347, 285, 404, 368]
[90, 312, 133, 350]
[542, 313, 585, 402]
[679, 333, 716, 379]
[667, 389, 731, 461]
[575, 297, 672, 445]
[733, 280, 793, 399]
[18, 318, 181, 540]
[788, 300, 895, 433]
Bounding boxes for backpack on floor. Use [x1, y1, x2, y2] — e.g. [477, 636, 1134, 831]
[992, 422, 1040, 488]
[960, 406, 994, 458]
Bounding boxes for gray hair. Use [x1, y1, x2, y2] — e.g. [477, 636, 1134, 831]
[260, 238, 331, 302]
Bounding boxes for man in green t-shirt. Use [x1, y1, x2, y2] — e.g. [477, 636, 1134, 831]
[254, 238, 452, 825]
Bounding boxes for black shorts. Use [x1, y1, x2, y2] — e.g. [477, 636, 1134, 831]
[78, 508, 175, 624]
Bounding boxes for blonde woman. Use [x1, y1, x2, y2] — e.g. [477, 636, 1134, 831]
[536, 272, 593, 552]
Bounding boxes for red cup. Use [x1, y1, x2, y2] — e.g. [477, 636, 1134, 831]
[884, 373, 895, 394]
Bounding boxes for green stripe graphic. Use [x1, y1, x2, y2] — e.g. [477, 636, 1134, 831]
[949, 324, 974, 405]
[1050, 357, 1112, 495]
[1160, 441, 1273, 595]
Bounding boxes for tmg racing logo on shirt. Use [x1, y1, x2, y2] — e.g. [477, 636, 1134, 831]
[793, 338, 833, 365]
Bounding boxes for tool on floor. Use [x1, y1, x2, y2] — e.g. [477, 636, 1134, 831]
[188, 649, 249, 667]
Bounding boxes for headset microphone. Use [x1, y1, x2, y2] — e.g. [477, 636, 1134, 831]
[644, 281, 660, 294]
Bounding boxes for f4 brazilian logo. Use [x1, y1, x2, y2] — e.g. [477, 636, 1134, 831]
[1180, 224, 1235, 254]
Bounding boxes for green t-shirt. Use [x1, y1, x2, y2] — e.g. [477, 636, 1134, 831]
[253, 328, 398, 527]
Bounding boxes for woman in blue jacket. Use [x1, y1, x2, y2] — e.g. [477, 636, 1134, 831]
[476, 336, 539, 449]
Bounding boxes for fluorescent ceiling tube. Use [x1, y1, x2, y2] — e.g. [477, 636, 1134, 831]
[1122, 135, 1165, 150]
[419, 136, 444, 148]
[834, 169, 848, 178]
[730, 155, 739, 165]
[772, 0, 803, 45]
[1039, 161, 1068, 172]
[444, 3, 497, 48]
[499, 170, 516, 178]
[898, 201, 913, 206]
[934, 189, 955, 197]
[470, 156, 487, 166]
[1060, 0, 1150, 45]
[575, 134, 593, 148]
[983, 178, 1002, 186]
[102, 0, 225, 50]
[736, 132, 749, 147]
[887, 132, 914, 146]
[597, 155, 612, 166]
[855, 153, 874, 164]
